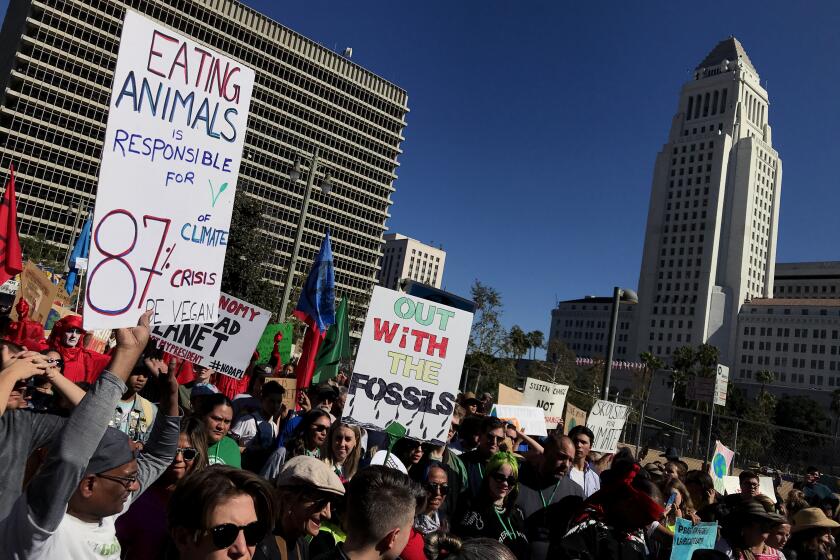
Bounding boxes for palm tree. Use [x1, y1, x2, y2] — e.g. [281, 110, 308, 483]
[507, 325, 529, 361]
[527, 330, 545, 360]
[639, 351, 665, 401]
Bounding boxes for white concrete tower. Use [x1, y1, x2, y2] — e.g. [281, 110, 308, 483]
[633, 37, 782, 366]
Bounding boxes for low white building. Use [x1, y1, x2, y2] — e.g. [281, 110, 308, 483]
[378, 233, 446, 290]
[773, 262, 840, 299]
[735, 298, 840, 407]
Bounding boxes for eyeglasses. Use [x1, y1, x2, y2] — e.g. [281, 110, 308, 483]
[490, 473, 517, 486]
[96, 472, 139, 490]
[176, 447, 197, 461]
[311, 424, 330, 433]
[207, 521, 267, 549]
[45, 358, 64, 368]
[425, 483, 449, 496]
[485, 434, 504, 444]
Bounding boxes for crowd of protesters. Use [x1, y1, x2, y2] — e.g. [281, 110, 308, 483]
[1, 312, 840, 559]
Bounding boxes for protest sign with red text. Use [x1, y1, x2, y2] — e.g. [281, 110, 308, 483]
[83, 10, 254, 329]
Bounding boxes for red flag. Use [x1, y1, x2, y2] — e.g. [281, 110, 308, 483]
[295, 326, 323, 399]
[0, 165, 23, 285]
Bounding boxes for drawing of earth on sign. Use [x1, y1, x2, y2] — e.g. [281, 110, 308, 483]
[713, 452, 728, 478]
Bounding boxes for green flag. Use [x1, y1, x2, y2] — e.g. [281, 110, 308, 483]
[312, 298, 351, 384]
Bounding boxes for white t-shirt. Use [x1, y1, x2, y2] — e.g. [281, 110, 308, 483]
[569, 464, 601, 497]
[2, 492, 130, 559]
[231, 411, 278, 449]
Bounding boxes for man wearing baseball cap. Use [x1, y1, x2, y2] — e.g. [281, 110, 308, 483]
[0, 312, 181, 559]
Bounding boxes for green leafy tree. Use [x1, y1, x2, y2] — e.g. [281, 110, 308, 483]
[221, 194, 281, 318]
[526, 338, 576, 385]
[755, 370, 775, 395]
[463, 281, 516, 396]
[20, 234, 64, 270]
[831, 389, 840, 438]
[773, 395, 829, 468]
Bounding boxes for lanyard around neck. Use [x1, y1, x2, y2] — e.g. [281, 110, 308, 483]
[494, 508, 516, 541]
[539, 480, 561, 509]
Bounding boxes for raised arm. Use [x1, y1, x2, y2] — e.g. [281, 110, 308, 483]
[133, 360, 180, 498]
[24, 312, 151, 532]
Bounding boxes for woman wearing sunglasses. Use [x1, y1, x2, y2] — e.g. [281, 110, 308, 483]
[116, 416, 208, 559]
[169, 465, 274, 560]
[453, 452, 529, 560]
[415, 464, 450, 535]
[254, 455, 345, 560]
[261, 409, 331, 481]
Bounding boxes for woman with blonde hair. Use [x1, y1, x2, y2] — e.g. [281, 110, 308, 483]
[323, 421, 362, 482]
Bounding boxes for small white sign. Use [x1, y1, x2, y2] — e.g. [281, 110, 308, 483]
[722, 475, 776, 503]
[492, 404, 548, 437]
[0, 279, 19, 295]
[521, 377, 568, 429]
[714, 365, 729, 406]
[74, 258, 88, 271]
[586, 399, 630, 454]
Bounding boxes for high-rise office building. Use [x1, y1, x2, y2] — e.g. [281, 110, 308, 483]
[634, 37, 782, 366]
[378, 233, 446, 290]
[0, 0, 408, 332]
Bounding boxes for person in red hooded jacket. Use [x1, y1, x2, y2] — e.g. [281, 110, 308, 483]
[4, 299, 48, 351]
[47, 314, 111, 383]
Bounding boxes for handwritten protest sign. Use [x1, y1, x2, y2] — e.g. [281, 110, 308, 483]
[497, 383, 523, 405]
[343, 286, 473, 443]
[710, 440, 734, 493]
[564, 403, 588, 434]
[521, 377, 568, 429]
[670, 518, 717, 560]
[83, 10, 255, 329]
[492, 404, 548, 437]
[151, 292, 269, 380]
[15, 263, 59, 324]
[264, 377, 298, 413]
[586, 399, 629, 453]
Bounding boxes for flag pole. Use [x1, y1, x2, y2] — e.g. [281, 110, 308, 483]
[74, 268, 85, 313]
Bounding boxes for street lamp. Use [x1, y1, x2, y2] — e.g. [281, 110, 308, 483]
[602, 286, 638, 400]
[279, 147, 333, 320]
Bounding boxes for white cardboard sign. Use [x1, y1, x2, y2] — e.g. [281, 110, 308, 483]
[722, 475, 776, 503]
[83, 10, 255, 329]
[492, 404, 548, 437]
[586, 399, 630, 453]
[521, 377, 569, 429]
[150, 292, 268, 380]
[343, 287, 473, 443]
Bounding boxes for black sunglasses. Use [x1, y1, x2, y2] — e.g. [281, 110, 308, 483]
[176, 447, 197, 461]
[208, 521, 266, 549]
[491, 472, 517, 486]
[311, 424, 330, 433]
[425, 482, 449, 496]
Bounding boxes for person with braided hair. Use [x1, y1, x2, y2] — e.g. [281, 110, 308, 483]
[425, 534, 517, 560]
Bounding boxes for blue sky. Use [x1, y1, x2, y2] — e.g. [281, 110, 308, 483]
[3, 1, 840, 350]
